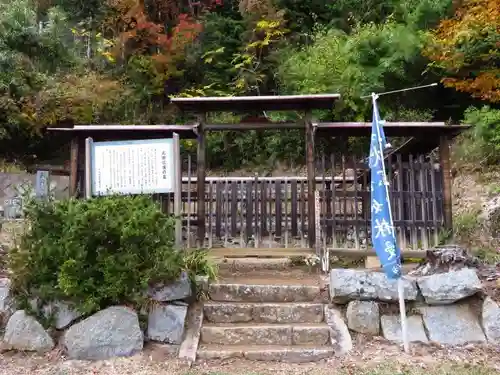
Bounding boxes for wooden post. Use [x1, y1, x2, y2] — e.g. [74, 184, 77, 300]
[173, 133, 183, 248]
[305, 111, 316, 248]
[69, 136, 79, 197]
[439, 135, 453, 231]
[196, 114, 207, 248]
[84, 137, 93, 199]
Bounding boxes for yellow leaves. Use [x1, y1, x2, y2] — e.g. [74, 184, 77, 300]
[425, 0, 500, 102]
[442, 70, 500, 102]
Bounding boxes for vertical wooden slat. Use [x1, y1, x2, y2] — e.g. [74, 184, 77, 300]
[239, 181, 245, 247]
[439, 136, 453, 232]
[419, 155, 429, 249]
[231, 181, 238, 238]
[260, 179, 267, 237]
[269, 181, 274, 244]
[196, 115, 206, 247]
[300, 180, 306, 245]
[254, 175, 259, 248]
[208, 179, 213, 248]
[69, 136, 79, 197]
[284, 178, 289, 248]
[246, 181, 253, 241]
[362, 158, 369, 246]
[341, 155, 347, 247]
[408, 155, 418, 249]
[224, 178, 229, 246]
[291, 180, 298, 237]
[275, 180, 283, 240]
[215, 180, 222, 238]
[321, 154, 327, 246]
[352, 155, 360, 249]
[305, 111, 316, 248]
[429, 155, 439, 246]
[396, 154, 407, 251]
[331, 154, 337, 247]
[187, 156, 192, 248]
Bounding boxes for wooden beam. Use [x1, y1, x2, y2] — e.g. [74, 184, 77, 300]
[439, 136, 453, 231]
[305, 112, 316, 248]
[196, 114, 207, 247]
[69, 136, 79, 197]
[328, 248, 427, 259]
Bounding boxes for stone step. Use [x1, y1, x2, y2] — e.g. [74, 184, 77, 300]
[203, 302, 324, 324]
[197, 344, 334, 363]
[200, 323, 330, 346]
[209, 282, 323, 303]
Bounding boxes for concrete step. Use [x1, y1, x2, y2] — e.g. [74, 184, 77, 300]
[200, 323, 330, 346]
[197, 344, 334, 363]
[209, 282, 323, 303]
[203, 302, 324, 324]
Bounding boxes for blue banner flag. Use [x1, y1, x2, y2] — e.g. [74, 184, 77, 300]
[369, 94, 402, 279]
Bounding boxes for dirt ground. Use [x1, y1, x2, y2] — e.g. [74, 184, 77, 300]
[1, 336, 500, 375]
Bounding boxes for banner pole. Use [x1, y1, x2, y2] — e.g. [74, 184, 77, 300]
[372, 93, 410, 353]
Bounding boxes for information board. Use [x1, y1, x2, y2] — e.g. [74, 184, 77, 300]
[90, 138, 175, 195]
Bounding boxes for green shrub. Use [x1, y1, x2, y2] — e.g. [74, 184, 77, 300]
[8, 194, 215, 314]
[456, 106, 500, 166]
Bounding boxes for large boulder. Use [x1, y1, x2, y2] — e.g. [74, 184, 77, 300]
[329, 269, 418, 303]
[62, 306, 143, 360]
[346, 300, 380, 335]
[380, 315, 428, 343]
[417, 268, 482, 304]
[482, 297, 500, 344]
[147, 304, 187, 344]
[3, 310, 54, 352]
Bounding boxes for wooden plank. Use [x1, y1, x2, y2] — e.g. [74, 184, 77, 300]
[291, 180, 298, 236]
[419, 155, 429, 249]
[275, 180, 283, 238]
[440, 136, 453, 231]
[69, 136, 79, 197]
[305, 112, 316, 248]
[409, 155, 418, 249]
[196, 116, 206, 247]
[260, 180, 267, 236]
[215, 180, 222, 238]
[208, 247, 427, 259]
[300, 180, 306, 239]
[231, 181, 238, 237]
[208, 247, 315, 258]
[396, 154, 407, 250]
[245, 181, 253, 241]
[429, 154, 439, 246]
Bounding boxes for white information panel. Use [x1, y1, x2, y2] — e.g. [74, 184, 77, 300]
[90, 138, 175, 195]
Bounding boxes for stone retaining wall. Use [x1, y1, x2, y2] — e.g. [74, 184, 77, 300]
[327, 268, 500, 346]
[0, 273, 207, 360]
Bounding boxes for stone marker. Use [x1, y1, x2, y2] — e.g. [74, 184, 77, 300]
[417, 268, 482, 304]
[324, 305, 353, 355]
[3, 310, 54, 352]
[381, 315, 428, 343]
[148, 272, 191, 302]
[346, 300, 380, 335]
[63, 306, 143, 360]
[482, 297, 500, 344]
[147, 304, 188, 344]
[329, 269, 418, 303]
[418, 304, 486, 345]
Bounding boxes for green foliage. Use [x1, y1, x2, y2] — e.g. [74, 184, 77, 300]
[454, 106, 500, 168]
[8, 194, 216, 315]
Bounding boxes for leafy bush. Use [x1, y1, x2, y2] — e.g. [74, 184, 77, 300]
[8, 194, 216, 314]
[454, 106, 500, 167]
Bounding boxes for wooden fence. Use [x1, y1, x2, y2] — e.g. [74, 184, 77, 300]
[158, 152, 445, 250]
